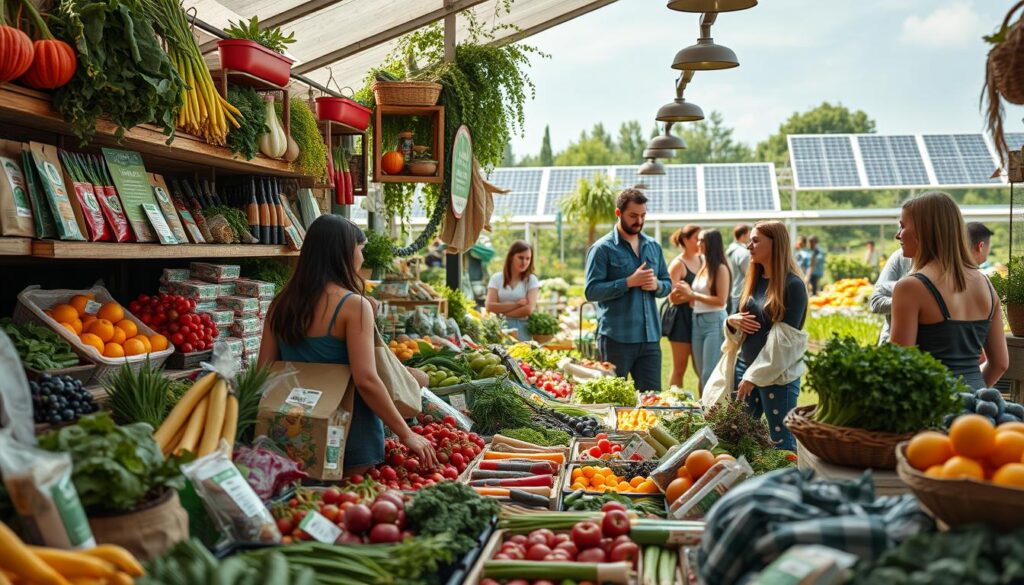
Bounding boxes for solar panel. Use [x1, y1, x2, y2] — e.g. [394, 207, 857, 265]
[1005, 132, 1024, 152]
[857, 135, 930, 187]
[544, 167, 606, 215]
[923, 134, 1000, 185]
[487, 168, 543, 217]
[703, 164, 777, 212]
[616, 165, 699, 214]
[789, 135, 861, 189]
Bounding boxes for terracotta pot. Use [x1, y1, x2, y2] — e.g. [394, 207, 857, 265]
[1008, 303, 1024, 337]
[532, 334, 554, 344]
[88, 489, 189, 561]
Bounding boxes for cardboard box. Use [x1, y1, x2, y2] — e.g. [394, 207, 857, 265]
[235, 278, 276, 299]
[189, 262, 240, 283]
[161, 268, 190, 283]
[218, 295, 260, 316]
[255, 362, 355, 481]
[218, 282, 237, 297]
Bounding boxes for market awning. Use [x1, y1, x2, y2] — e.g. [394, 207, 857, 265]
[186, 0, 618, 95]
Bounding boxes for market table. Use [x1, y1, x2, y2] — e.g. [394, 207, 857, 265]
[796, 441, 909, 496]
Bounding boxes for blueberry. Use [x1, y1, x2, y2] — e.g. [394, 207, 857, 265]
[39, 373, 51, 382]
[61, 409, 74, 420]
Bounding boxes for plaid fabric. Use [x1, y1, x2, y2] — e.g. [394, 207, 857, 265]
[697, 468, 935, 585]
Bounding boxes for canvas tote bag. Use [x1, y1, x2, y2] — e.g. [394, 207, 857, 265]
[374, 329, 422, 417]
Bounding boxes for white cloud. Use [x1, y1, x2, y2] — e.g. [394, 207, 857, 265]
[900, 1, 984, 48]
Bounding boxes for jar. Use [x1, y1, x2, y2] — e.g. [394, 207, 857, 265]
[398, 131, 415, 162]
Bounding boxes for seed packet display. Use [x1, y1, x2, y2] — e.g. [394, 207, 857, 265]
[82, 154, 132, 242]
[0, 140, 34, 237]
[101, 148, 158, 242]
[58, 150, 109, 242]
[29, 142, 85, 241]
[20, 147, 56, 238]
[148, 174, 188, 244]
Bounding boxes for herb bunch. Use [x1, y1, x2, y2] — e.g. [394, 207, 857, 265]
[226, 85, 267, 160]
[362, 230, 396, 272]
[527, 312, 560, 336]
[235, 363, 272, 443]
[468, 379, 533, 435]
[276, 98, 328, 182]
[225, 16, 295, 54]
[103, 360, 174, 428]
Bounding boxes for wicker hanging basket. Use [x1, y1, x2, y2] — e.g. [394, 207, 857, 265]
[983, 0, 1024, 162]
[372, 81, 442, 107]
[784, 404, 914, 470]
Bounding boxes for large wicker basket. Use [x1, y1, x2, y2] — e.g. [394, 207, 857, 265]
[984, 0, 1024, 162]
[372, 81, 442, 107]
[895, 442, 1024, 532]
[784, 405, 913, 470]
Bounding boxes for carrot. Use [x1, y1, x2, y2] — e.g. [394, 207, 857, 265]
[483, 451, 565, 464]
[221, 393, 239, 457]
[196, 379, 227, 457]
[473, 487, 510, 497]
[0, 523, 70, 585]
[80, 545, 143, 577]
[155, 372, 217, 449]
[173, 395, 209, 456]
[28, 548, 116, 579]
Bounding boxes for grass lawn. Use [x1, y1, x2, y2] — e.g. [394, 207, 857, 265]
[657, 338, 817, 407]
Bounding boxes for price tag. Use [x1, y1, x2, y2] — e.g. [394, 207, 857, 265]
[83, 300, 103, 315]
[298, 510, 342, 544]
[621, 435, 656, 460]
[285, 388, 323, 409]
[449, 393, 467, 411]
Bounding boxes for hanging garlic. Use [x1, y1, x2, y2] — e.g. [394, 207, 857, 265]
[259, 94, 287, 159]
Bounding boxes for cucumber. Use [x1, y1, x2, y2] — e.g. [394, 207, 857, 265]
[642, 433, 668, 457]
[563, 488, 585, 506]
[649, 424, 679, 449]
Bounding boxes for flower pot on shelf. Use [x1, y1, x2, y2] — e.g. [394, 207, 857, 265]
[315, 96, 371, 132]
[217, 39, 293, 87]
[407, 159, 438, 176]
[1008, 303, 1024, 336]
[531, 334, 554, 344]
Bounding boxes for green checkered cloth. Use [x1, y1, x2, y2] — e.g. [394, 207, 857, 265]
[698, 468, 935, 585]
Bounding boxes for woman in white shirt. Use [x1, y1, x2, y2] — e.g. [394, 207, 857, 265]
[677, 229, 731, 392]
[486, 240, 540, 341]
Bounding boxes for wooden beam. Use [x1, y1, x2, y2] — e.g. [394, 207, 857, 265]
[493, 0, 619, 46]
[262, 0, 340, 29]
[444, 0, 456, 62]
[293, 0, 488, 75]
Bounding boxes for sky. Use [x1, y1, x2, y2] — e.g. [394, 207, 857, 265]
[507, 0, 1024, 160]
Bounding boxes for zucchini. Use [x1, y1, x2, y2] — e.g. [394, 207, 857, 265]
[649, 424, 679, 449]
[563, 489, 585, 506]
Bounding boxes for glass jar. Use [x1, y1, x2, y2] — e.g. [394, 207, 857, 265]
[398, 131, 415, 162]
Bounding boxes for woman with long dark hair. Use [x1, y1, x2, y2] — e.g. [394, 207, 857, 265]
[676, 230, 731, 391]
[486, 240, 539, 341]
[663, 225, 702, 388]
[258, 215, 437, 475]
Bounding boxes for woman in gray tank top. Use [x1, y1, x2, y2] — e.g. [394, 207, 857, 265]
[890, 192, 1008, 390]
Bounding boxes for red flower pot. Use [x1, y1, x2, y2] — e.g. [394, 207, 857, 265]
[315, 96, 371, 132]
[217, 39, 293, 87]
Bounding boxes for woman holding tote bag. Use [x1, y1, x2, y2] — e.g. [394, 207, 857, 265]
[258, 215, 437, 475]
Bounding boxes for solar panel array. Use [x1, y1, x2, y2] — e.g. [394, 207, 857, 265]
[613, 166, 700, 214]
[789, 132, 1017, 190]
[704, 165, 777, 212]
[489, 168, 544, 217]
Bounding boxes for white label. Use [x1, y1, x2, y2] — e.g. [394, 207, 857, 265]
[449, 393, 467, 411]
[285, 388, 323, 409]
[299, 510, 342, 544]
[83, 300, 103, 315]
[207, 462, 263, 518]
[622, 435, 656, 460]
[323, 426, 344, 471]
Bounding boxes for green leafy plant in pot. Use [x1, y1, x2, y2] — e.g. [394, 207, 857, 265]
[526, 312, 560, 343]
[991, 255, 1024, 335]
[362, 230, 396, 279]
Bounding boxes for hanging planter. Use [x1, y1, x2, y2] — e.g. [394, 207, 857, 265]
[315, 75, 371, 131]
[983, 1, 1024, 162]
[217, 39, 293, 86]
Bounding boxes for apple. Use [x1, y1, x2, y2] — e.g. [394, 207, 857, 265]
[610, 542, 640, 565]
[571, 521, 602, 550]
[601, 501, 628, 513]
[577, 548, 607, 563]
[343, 504, 372, 533]
[368, 523, 402, 543]
[526, 543, 552, 561]
[371, 501, 399, 525]
[601, 510, 631, 538]
[553, 541, 578, 559]
[337, 532, 364, 545]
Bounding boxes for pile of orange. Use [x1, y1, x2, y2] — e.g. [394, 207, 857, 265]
[569, 465, 659, 494]
[906, 414, 1024, 488]
[47, 294, 169, 359]
[664, 449, 737, 504]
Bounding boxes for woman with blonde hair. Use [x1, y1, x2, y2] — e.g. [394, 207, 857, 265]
[725, 220, 808, 450]
[674, 229, 731, 391]
[890, 192, 1007, 389]
[662, 225, 702, 388]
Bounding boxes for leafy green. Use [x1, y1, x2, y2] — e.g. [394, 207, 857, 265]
[37, 413, 187, 512]
[205, 205, 251, 241]
[363, 230, 396, 272]
[992, 255, 1024, 305]
[405, 482, 499, 559]
[240, 259, 292, 293]
[226, 85, 267, 160]
[437, 285, 472, 331]
[0, 318, 78, 370]
[825, 255, 875, 280]
[805, 313, 882, 347]
[573, 377, 638, 407]
[806, 336, 963, 433]
[501, 426, 571, 446]
[51, 0, 185, 143]
[276, 98, 328, 183]
[468, 379, 533, 435]
[526, 312, 560, 336]
[479, 313, 507, 345]
[224, 15, 295, 54]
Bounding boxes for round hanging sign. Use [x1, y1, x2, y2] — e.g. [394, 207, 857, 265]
[450, 125, 473, 219]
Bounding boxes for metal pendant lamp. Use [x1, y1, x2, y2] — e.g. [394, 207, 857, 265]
[647, 123, 686, 151]
[638, 158, 666, 176]
[673, 13, 738, 70]
[644, 147, 676, 159]
[656, 71, 705, 123]
[666, 0, 756, 13]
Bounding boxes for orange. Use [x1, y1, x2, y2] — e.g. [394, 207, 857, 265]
[131, 335, 152, 354]
[998, 421, 1024, 436]
[103, 342, 125, 358]
[617, 481, 632, 492]
[79, 333, 105, 355]
[636, 480, 658, 493]
[715, 453, 737, 463]
[571, 482, 586, 491]
[115, 319, 138, 339]
[85, 319, 115, 343]
[992, 463, 1024, 487]
[906, 431, 955, 471]
[941, 455, 984, 480]
[924, 464, 945, 478]
[97, 302, 124, 323]
[949, 414, 996, 459]
[571, 468, 584, 480]
[69, 294, 92, 316]
[665, 476, 694, 504]
[589, 475, 605, 488]
[149, 334, 169, 352]
[66, 318, 83, 335]
[81, 315, 97, 329]
[989, 430, 1024, 468]
[684, 449, 716, 480]
[676, 466, 693, 480]
[51, 303, 79, 324]
[582, 466, 596, 479]
[122, 338, 146, 356]
[629, 476, 645, 488]
[59, 322, 77, 335]
[110, 327, 127, 345]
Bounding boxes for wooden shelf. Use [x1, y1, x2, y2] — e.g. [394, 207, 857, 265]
[0, 237, 31, 256]
[31, 240, 298, 260]
[373, 104, 445, 184]
[376, 173, 443, 184]
[0, 83, 304, 179]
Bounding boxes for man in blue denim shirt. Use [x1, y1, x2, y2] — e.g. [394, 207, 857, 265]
[584, 189, 671, 391]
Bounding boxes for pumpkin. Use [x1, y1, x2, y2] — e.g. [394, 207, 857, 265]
[19, 39, 76, 89]
[380, 150, 405, 175]
[0, 25, 33, 82]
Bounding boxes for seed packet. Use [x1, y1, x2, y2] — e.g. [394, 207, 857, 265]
[142, 203, 178, 245]
[58, 150, 109, 242]
[21, 147, 56, 238]
[171, 195, 205, 244]
[148, 174, 187, 244]
[0, 139, 34, 237]
[84, 154, 132, 243]
[101, 148, 158, 242]
[29, 142, 84, 241]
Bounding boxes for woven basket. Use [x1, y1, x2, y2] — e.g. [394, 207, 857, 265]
[784, 405, 913, 470]
[895, 442, 1024, 532]
[984, 1, 1024, 162]
[372, 81, 442, 107]
[1007, 303, 1024, 337]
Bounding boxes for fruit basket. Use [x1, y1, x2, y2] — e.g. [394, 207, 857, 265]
[895, 442, 1024, 532]
[371, 81, 442, 107]
[785, 404, 913, 470]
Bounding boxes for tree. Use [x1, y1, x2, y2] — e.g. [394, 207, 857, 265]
[755, 101, 876, 166]
[616, 121, 646, 164]
[560, 172, 619, 246]
[540, 125, 554, 166]
[672, 111, 753, 164]
[501, 140, 515, 166]
[590, 123, 614, 152]
[555, 130, 618, 166]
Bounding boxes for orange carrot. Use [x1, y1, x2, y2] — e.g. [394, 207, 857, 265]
[473, 487, 510, 497]
[483, 451, 565, 464]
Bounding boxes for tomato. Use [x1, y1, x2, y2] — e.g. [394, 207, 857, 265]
[180, 343, 193, 353]
[179, 325, 190, 335]
[170, 333, 184, 345]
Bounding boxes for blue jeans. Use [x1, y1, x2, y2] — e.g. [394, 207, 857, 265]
[692, 310, 726, 389]
[599, 337, 661, 392]
[506, 317, 531, 341]
[734, 358, 800, 451]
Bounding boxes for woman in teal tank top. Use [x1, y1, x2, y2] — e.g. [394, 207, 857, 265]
[890, 193, 1008, 390]
[258, 215, 437, 475]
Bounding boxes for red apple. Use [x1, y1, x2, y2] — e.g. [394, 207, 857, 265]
[571, 521, 602, 550]
[577, 548, 607, 563]
[610, 542, 640, 565]
[601, 509, 631, 538]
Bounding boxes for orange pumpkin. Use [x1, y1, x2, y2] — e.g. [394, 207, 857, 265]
[380, 150, 405, 175]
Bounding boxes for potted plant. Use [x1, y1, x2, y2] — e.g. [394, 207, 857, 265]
[992, 255, 1024, 336]
[362, 230, 395, 280]
[407, 147, 437, 177]
[218, 16, 295, 87]
[38, 413, 189, 560]
[527, 312, 560, 344]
